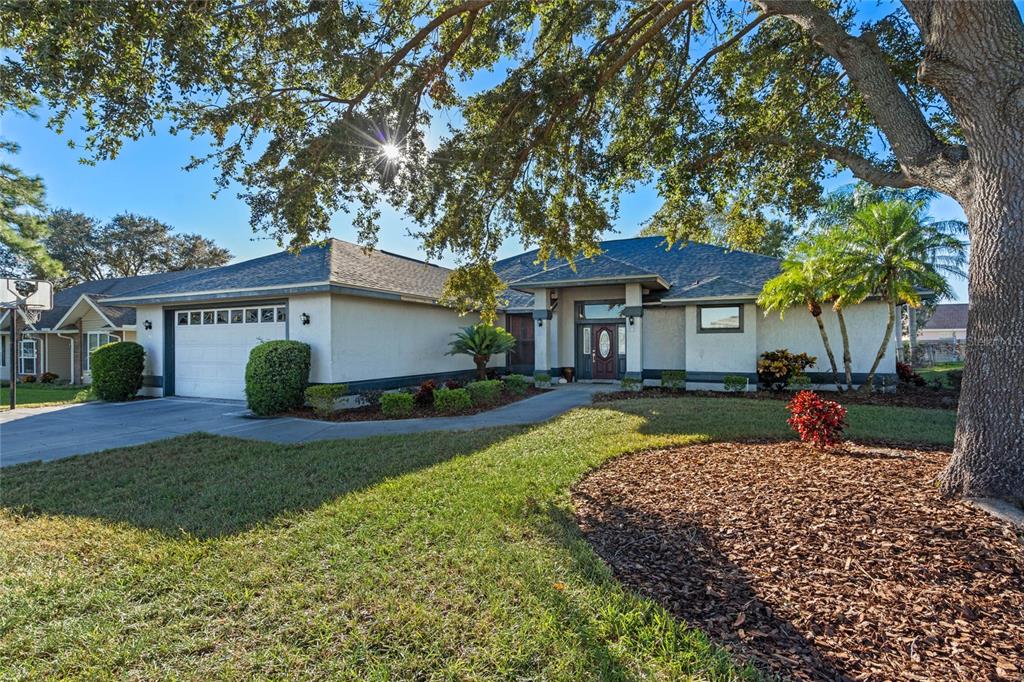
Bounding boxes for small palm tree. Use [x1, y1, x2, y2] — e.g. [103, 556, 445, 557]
[837, 200, 966, 391]
[447, 323, 517, 380]
[759, 237, 844, 390]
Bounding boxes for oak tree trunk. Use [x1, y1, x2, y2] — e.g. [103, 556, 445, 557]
[942, 169, 1024, 504]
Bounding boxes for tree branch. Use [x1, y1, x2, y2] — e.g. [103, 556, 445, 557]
[346, 0, 492, 114]
[597, 0, 700, 87]
[755, 0, 967, 194]
[677, 12, 772, 94]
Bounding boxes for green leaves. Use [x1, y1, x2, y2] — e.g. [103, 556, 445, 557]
[0, 140, 63, 278]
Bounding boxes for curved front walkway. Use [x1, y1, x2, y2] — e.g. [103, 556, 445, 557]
[0, 384, 614, 467]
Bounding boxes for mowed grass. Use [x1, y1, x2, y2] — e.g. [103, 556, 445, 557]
[0, 384, 84, 409]
[0, 397, 956, 680]
[917, 361, 964, 388]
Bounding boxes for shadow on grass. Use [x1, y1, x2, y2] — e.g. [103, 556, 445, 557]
[1, 429, 516, 539]
[548, 500, 847, 681]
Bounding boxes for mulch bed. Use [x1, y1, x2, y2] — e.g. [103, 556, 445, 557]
[285, 387, 547, 422]
[573, 441, 1023, 681]
[592, 386, 959, 410]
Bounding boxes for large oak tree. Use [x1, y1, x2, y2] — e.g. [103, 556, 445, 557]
[1, 0, 1021, 503]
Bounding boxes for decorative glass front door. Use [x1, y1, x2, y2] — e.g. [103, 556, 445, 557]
[591, 325, 617, 379]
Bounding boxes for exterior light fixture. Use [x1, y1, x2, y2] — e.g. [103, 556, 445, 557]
[301, 313, 311, 325]
[143, 320, 153, 330]
[629, 316, 635, 326]
[537, 319, 543, 327]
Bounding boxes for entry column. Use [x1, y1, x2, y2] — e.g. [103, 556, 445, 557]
[624, 283, 644, 381]
[532, 287, 553, 380]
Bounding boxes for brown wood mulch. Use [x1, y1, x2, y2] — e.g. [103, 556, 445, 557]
[285, 387, 547, 422]
[572, 441, 1023, 681]
[592, 386, 959, 410]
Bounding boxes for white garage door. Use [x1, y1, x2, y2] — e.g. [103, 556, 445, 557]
[173, 305, 287, 400]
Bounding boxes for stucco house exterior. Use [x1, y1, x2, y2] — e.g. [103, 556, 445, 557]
[2, 236, 897, 399]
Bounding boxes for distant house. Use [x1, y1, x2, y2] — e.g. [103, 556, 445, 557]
[917, 303, 968, 343]
[2, 236, 899, 398]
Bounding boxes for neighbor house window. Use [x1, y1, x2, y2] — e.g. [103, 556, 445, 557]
[85, 332, 118, 371]
[19, 338, 37, 375]
[698, 305, 743, 333]
[578, 302, 626, 320]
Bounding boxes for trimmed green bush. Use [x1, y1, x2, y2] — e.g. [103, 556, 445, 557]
[620, 376, 643, 392]
[661, 370, 686, 391]
[305, 383, 349, 417]
[244, 340, 311, 416]
[502, 373, 530, 396]
[380, 392, 414, 418]
[466, 379, 503, 406]
[723, 375, 749, 392]
[534, 373, 551, 386]
[789, 373, 812, 391]
[90, 341, 145, 401]
[434, 387, 472, 414]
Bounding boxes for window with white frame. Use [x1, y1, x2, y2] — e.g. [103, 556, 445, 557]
[19, 338, 38, 375]
[85, 332, 119, 371]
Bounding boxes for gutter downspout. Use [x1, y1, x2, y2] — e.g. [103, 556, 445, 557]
[57, 332, 76, 384]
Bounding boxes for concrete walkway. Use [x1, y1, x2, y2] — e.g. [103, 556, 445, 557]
[0, 384, 613, 467]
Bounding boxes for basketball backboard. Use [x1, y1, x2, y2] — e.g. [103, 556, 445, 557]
[1, 278, 53, 310]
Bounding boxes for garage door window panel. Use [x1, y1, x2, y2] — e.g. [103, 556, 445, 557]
[245, 309, 258, 323]
[230, 309, 243, 323]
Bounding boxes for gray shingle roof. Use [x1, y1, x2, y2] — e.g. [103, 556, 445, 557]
[494, 236, 781, 305]
[29, 270, 205, 329]
[104, 239, 452, 303]
[923, 303, 968, 330]
[508, 253, 663, 287]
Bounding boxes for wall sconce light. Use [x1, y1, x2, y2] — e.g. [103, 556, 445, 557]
[143, 320, 152, 330]
[300, 313, 311, 326]
[628, 316, 635, 326]
[537, 319, 543, 327]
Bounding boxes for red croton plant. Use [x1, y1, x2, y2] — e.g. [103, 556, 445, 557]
[787, 390, 848, 449]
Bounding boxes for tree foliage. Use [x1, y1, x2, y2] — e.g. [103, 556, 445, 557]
[0, 0, 974, 309]
[44, 210, 231, 286]
[0, 140, 63, 278]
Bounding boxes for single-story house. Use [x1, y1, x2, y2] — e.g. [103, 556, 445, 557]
[2, 236, 897, 398]
[915, 303, 968, 343]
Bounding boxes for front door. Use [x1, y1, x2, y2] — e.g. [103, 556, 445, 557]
[591, 325, 617, 379]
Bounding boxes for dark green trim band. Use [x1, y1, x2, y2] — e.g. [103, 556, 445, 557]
[340, 369, 486, 393]
[622, 306, 644, 317]
[532, 309, 552, 320]
[142, 374, 163, 388]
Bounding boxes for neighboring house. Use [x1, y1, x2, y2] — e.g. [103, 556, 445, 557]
[0, 270, 200, 385]
[915, 303, 968, 343]
[2, 236, 897, 399]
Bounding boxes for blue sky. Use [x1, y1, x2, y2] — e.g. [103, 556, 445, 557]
[0, 3, 970, 301]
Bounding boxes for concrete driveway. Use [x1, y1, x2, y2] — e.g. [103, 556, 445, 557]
[0, 385, 611, 467]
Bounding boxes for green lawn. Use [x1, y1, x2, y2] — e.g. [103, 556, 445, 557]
[0, 384, 85, 409]
[917, 361, 964, 388]
[0, 397, 955, 680]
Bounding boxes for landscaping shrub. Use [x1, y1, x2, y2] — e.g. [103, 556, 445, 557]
[21, 374, 36, 383]
[620, 376, 643, 392]
[787, 390, 847, 449]
[789, 373, 812, 391]
[946, 370, 963, 392]
[305, 383, 348, 417]
[40, 371, 59, 384]
[244, 340, 311, 416]
[661, 370, 686, 391]
[91, 341, 145, 401]
[757, 349, 816, 391]
[74, 386, 96, 403]
[723, 375, 748, 392]
[414, 379, 437, 405]
[896, 361, 926, 387]
[502, 373, 530, 396]
[434, 387, 472, 414]
[444, 378, 463, 390]
[380, 392, 414, 418]
[534, 373, 551, 386]
[466, 379, 503, 406]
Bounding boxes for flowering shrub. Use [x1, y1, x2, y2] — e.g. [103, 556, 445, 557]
[40, 371, 59, 383]
[444, 378, 463, 390]
[787, 390, 847, 449]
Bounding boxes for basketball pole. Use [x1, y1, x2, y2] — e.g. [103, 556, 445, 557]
[9, 304, 17, 410]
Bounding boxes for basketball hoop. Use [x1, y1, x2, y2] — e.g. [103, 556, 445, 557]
[2, 278, 53, 311]
[23, 309, 41, 325]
